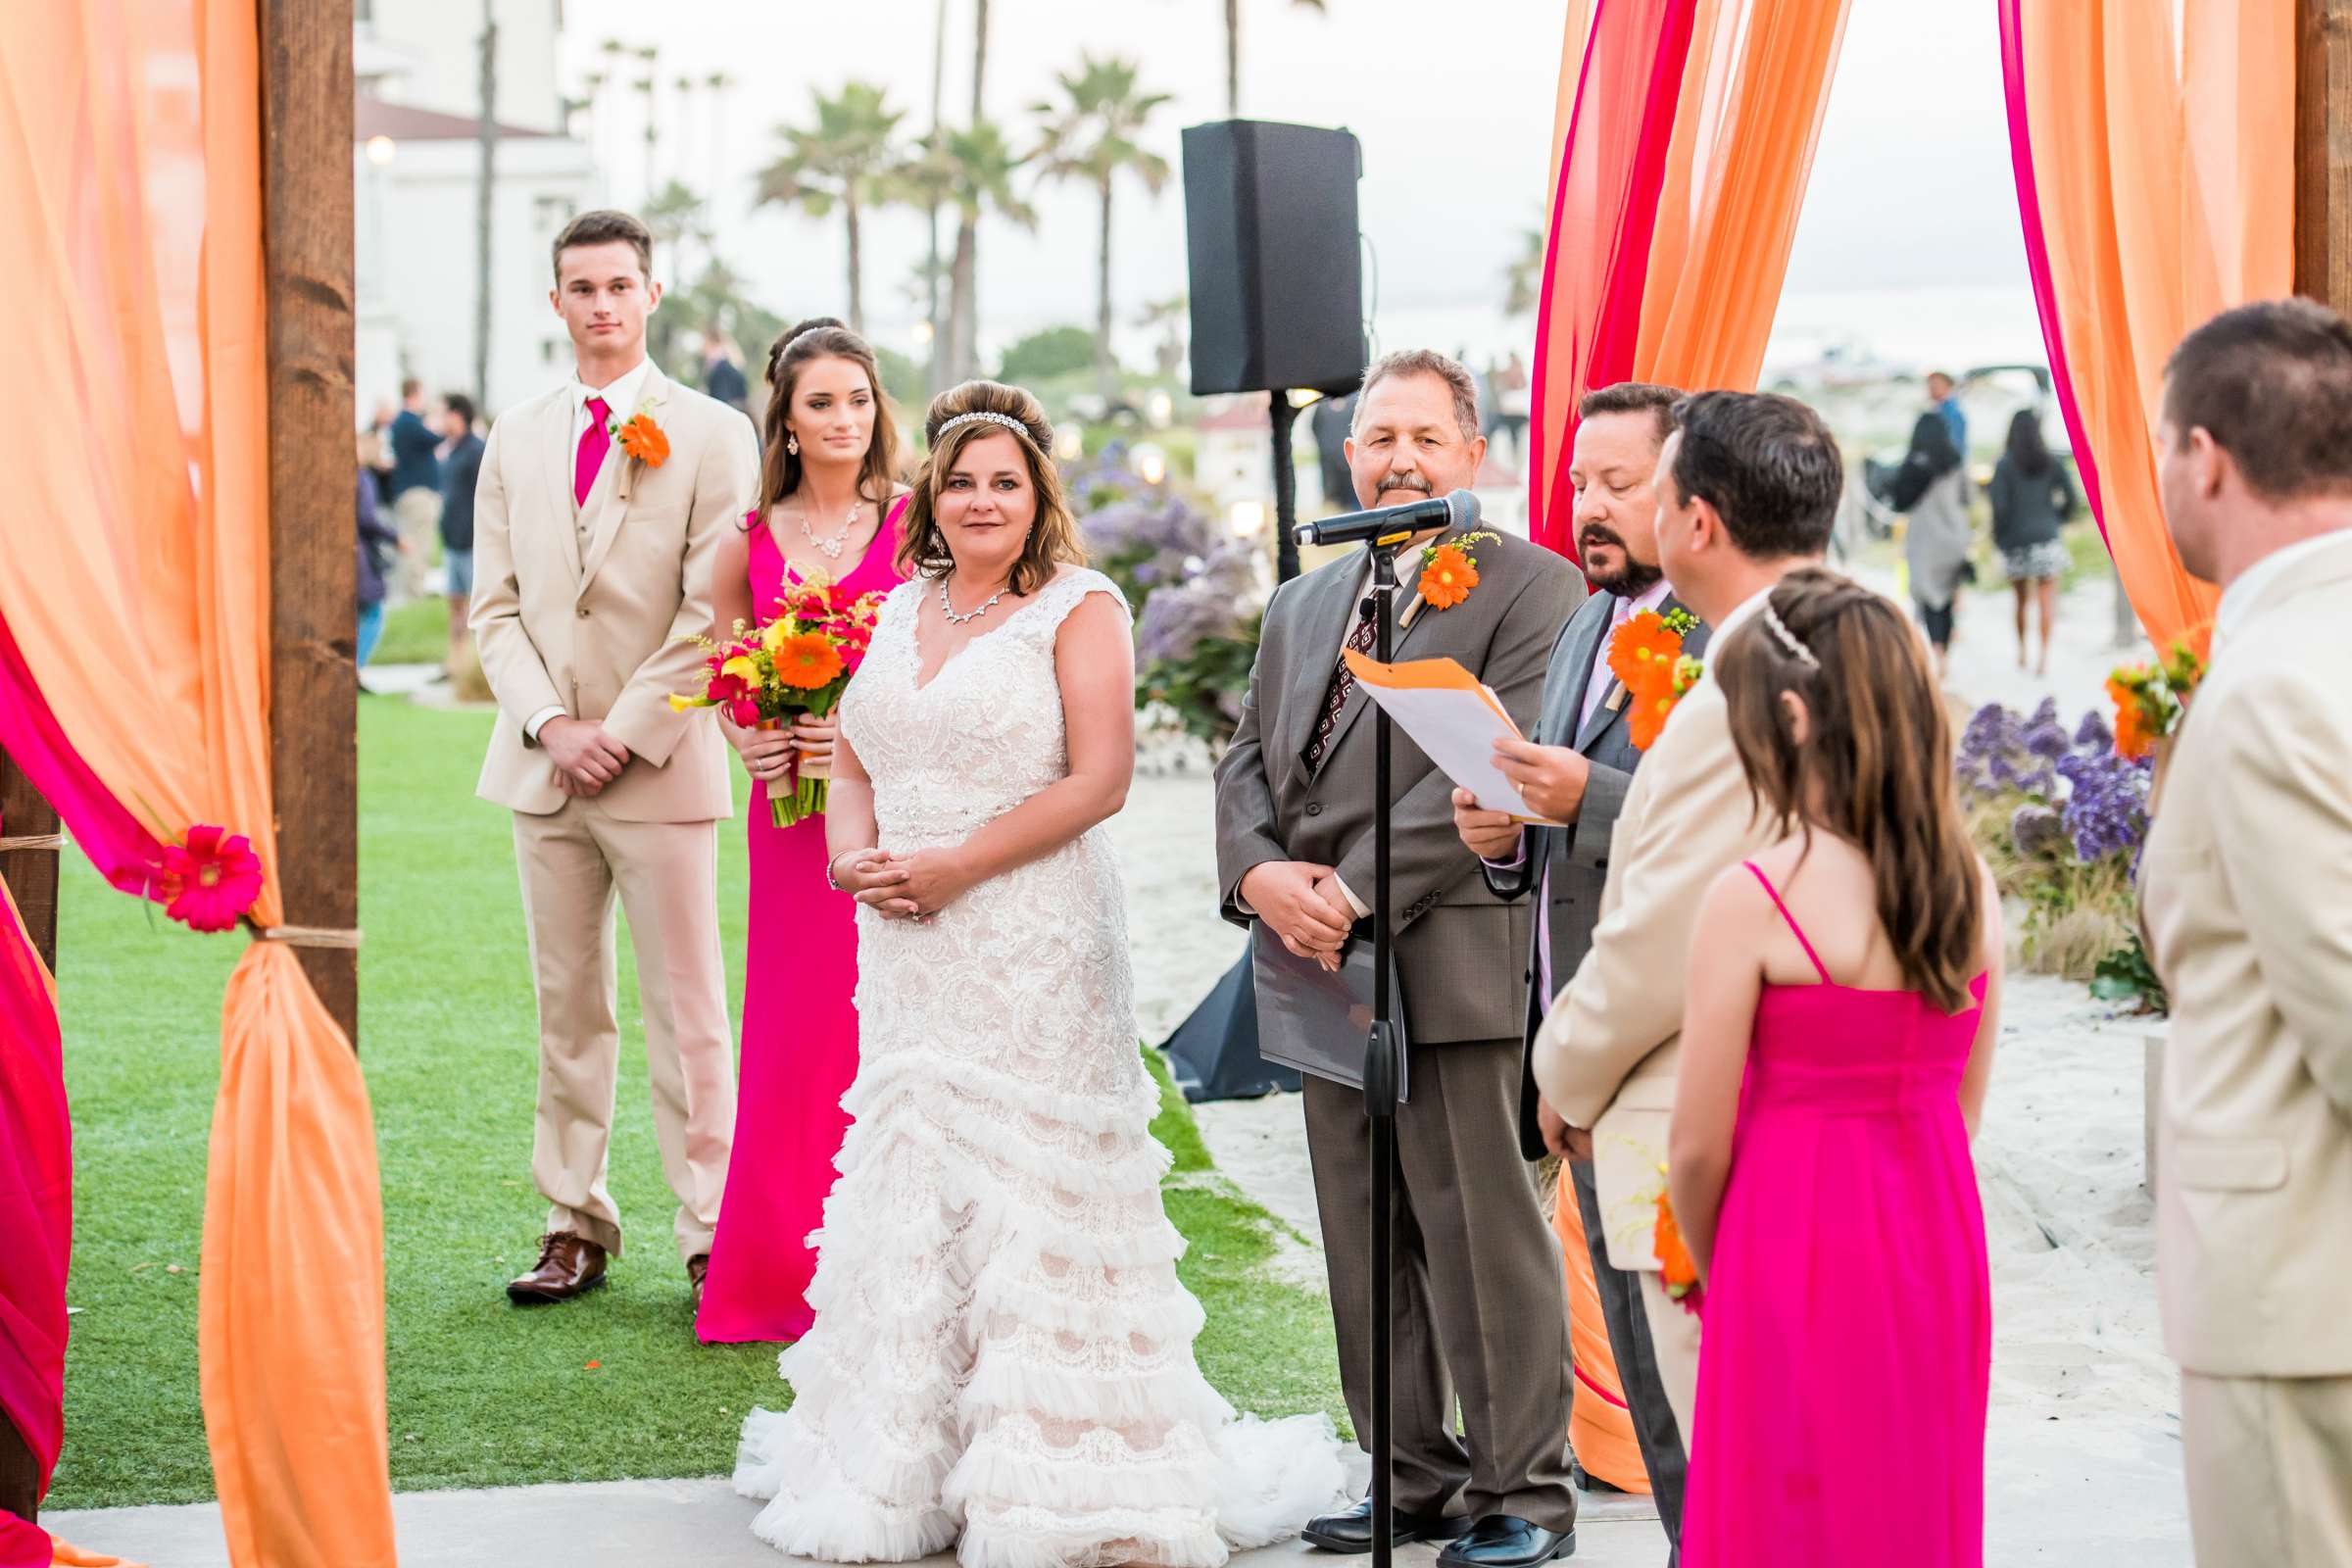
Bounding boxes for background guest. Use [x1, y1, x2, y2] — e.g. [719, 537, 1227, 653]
[1985, 409, 2077, 676]
[1671, 567, 2002, 1568]
[1927, 368, 1968, 454]
[385, 377, 445, 601]
[703, 331, 751, 416]
[1887, 409, 1973, 675]
[438, 392, 485, 679]
[355, 436, 404, 679]
[2143, 297, 2352, 1568]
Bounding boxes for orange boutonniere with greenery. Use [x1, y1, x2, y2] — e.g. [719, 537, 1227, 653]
[1416, 529, 1500, 612]
[2107, 622, 2210, 761]
[1606, 606, 1702, 750]
[1653, 1183, 1704, 1316]
[612, 409, 670, 467]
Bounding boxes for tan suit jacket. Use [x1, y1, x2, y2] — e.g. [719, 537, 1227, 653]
[2142, 532, 2352, 1380]
[470, 366, 757, 821]
[1531, 673, 1774, 1273]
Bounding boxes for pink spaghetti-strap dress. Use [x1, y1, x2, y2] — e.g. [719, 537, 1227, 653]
[1681, 862, 1991, 1566]
[695, 499, 908, 1344]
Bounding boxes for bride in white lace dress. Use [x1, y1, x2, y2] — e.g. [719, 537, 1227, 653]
[735, 381, 1343, 1567]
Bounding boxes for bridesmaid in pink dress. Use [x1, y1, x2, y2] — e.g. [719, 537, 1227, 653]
[1667, 571, 2004, 1566]
[697, 318, 909, 1343]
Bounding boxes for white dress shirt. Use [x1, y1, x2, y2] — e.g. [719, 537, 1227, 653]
[525, 358, 657, 744]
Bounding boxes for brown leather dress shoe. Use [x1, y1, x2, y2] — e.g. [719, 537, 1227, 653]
[686, 1253, 710, 1306]
[507, 1232, 608, 1303]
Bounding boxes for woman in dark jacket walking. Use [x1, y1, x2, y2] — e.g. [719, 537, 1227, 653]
[1985, 410, 2078, 676]
[356, 455, 403, 673]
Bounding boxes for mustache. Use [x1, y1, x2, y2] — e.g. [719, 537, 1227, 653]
[1376, 471, 1434, 495]
[1578, 523, 1629, 554]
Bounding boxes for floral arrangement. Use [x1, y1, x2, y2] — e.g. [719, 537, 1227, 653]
[1607, 607, 1703, 750]
[1956, 697, 2164, 1008]
[671, 566, 883, 826]
[1080, 477, 1265, 747]
[2105, 625, 2210, 760]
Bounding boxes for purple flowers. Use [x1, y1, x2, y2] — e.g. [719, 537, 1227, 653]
[1958, 697, 2151, 868]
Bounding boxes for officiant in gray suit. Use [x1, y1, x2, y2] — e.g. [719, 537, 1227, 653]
[1455, 382, 1703, 1567]
[1212, 350, 1584, 1568]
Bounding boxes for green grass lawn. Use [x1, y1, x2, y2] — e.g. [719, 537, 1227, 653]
[47, 697, 1341, 1510]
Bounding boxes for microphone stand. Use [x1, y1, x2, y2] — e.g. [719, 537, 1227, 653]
[1361, 527, 1408, 1568]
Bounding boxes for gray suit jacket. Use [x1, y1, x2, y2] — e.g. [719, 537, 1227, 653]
[1213, 530, 1584, 1046]
[1482, 590, 1709, 1157]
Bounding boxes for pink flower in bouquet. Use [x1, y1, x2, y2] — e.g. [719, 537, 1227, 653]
[160, 824, 264, 933]
[727, 697, 760, 726]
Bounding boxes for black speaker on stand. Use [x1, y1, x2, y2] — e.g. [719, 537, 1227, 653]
[1175, 120, 1399, 1568]
[1165, 121, 1371, 1113]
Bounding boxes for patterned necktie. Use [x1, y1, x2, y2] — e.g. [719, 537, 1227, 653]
[574, 396, 612, 506]
[1303, 598, 1379, 773]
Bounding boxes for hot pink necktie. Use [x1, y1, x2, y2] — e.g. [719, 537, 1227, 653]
[574, 396, 612, 505]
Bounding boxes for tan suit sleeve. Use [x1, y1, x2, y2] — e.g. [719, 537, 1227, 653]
[1532, 688, 1763, 1128]
[468, 416, 566, 731]
[2209, 671, 2352, 1114]
[604, 407, 760, 766]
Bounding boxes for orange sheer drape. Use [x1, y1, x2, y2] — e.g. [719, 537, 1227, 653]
[1633, 0, 1852, 390]
[2006, 0, 2291, 654]
[0, 5, 395, 1564]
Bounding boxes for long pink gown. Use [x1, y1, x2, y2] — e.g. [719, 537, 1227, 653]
[1681, 862, 1991, 1566]
[696, 500, 908, 1344]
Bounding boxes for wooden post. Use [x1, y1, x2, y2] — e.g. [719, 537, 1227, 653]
[0, 754, 52, 1530]
[2297, 0, 2352, 310]
[259, 0, 360, 1044]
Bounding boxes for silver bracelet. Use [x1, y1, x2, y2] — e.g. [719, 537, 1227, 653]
[823, 850, 858, 892]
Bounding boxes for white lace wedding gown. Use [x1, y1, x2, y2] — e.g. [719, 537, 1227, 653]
[735, 567, 1344, 1568]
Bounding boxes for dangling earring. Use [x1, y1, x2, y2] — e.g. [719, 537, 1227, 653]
[786, 432, 800, 457]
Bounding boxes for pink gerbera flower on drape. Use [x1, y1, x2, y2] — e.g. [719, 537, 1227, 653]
[160, 824, 264, 932]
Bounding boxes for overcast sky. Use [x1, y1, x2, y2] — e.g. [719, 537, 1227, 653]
[559, 0, 2034, 361]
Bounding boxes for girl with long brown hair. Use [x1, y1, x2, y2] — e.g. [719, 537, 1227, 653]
[1670, 566, 2004, 1568]
[696, 318, 910, 1345]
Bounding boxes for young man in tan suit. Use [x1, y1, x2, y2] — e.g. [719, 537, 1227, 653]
[470, 209, 759, 1306]
[1531, 392, 1842, 1439]
[2145, 299, 2352, 1566]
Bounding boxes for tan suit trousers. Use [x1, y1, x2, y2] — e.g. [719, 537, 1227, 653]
[2182, 1368, 2352, 1567]
[389, 485, 442, 603]
[513, 795, 734, 1260]
[1638, 1268, 1702, 1448]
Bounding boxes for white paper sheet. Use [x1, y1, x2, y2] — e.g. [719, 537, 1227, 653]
[1344, 651, 1565, 826]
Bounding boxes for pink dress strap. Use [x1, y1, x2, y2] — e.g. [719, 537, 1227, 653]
[1741, 861, 1833, 986]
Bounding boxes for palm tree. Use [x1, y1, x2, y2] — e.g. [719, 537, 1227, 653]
[1031, 57, 1172, 403]
[1502, 224, 1544, 318]
[1137, 294, 1189, 379]
[1223, 0, 1326, 118]
[939, 120, 1036, 383]
[949, 0, 996, 384]
[635, 44, 661, 195]
[755, 80, 910, 337]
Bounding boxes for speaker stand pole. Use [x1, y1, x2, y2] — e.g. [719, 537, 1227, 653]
[1363, 531, 1405, 1568]
[1271, 387, 1301, 583]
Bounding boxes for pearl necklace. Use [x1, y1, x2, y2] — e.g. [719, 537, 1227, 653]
[939, 575, 1011, 626]
[801, 499, 861, 561]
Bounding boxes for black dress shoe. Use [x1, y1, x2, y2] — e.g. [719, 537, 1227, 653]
[1436, 1515, 1576, 1568]
[1302, 1496, 1472, 1554]
[1569, 1457, 1624, 1494]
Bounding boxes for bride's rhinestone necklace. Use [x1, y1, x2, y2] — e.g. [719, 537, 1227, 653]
[801, 499, 860, 561]
[939, 575, 1011, 626]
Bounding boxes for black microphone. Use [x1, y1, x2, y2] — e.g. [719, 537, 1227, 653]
[1292, 487, 1479, 548]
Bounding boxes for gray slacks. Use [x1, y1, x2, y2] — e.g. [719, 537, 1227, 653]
[1303, 1039, 1578, 1532]
[1570, 1155, 1687, 1560]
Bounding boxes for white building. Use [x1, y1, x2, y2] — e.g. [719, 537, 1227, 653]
[354, 5, 603, 421]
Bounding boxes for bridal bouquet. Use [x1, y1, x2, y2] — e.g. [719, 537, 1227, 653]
[672, 567, 885, 825]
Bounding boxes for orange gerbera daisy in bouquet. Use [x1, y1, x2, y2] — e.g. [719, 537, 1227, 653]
[672, 566, 885, 825]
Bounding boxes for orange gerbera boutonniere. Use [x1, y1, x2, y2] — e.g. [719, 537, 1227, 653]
[1607, 607, 1702, 751]
[1415, 529, 1500, 612]
[612, 411, 670, 467]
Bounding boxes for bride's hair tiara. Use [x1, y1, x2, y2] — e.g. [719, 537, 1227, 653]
[1761, 600, 1821, 669]
[934, 410, 1034, 442]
